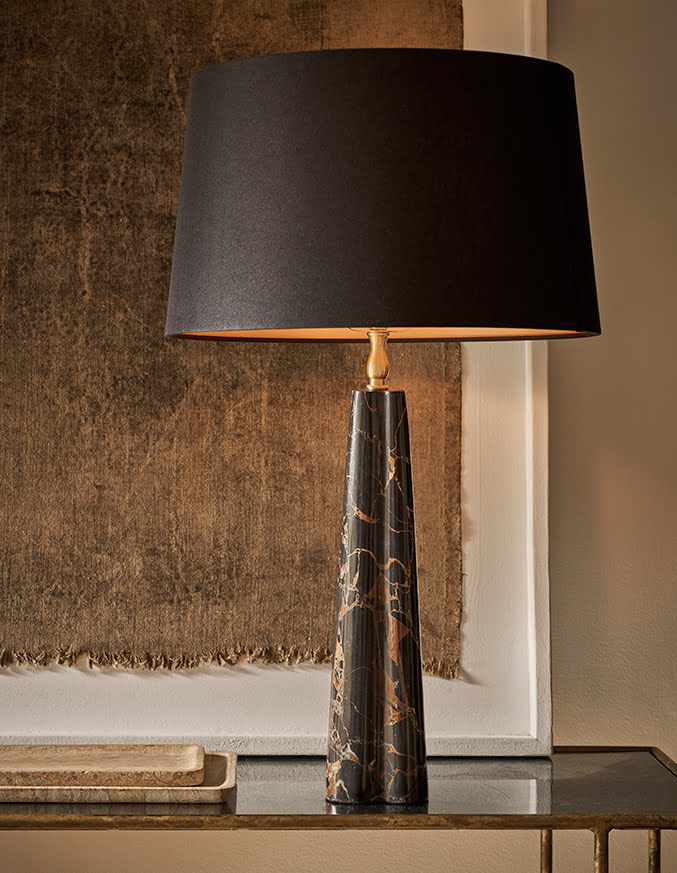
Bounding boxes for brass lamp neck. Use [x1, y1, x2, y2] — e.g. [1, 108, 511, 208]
[365, 329, 390, 391]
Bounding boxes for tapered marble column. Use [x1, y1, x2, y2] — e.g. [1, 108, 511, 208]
[326, 389, 427, 804]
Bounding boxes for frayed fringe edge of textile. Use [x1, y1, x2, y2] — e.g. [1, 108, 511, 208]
[0, 646, 458, 678]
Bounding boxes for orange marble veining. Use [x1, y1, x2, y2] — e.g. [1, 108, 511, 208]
[326, 391, 427, 805]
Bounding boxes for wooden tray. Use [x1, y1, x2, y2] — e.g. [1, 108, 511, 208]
[0, 752, 236, 804]
[0, 744, 204, 787]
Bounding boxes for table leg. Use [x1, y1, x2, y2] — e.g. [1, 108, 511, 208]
[649, 829, 661, 873]
[594, 829, 609, 873]
[540, 829, 553, 873]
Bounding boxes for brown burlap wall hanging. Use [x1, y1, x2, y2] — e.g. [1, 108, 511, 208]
[0, 0, 463, 677]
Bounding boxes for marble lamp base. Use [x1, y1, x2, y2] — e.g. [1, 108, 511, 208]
[326, 389, 428, 805]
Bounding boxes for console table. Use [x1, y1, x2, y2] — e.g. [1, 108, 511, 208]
[1, 746, 675, 872]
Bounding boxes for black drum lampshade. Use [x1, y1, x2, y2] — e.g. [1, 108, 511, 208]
[166, 48, 599, 342]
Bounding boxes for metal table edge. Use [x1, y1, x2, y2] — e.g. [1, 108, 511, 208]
[0, 813, 676, 832]
[0, 746, 675, 831]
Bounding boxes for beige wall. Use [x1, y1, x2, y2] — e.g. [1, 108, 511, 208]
[548, 0, 677, 759]
[2, 0, 675, 869]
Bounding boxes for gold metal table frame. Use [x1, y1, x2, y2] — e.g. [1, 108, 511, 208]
[0, 746, 675, 872]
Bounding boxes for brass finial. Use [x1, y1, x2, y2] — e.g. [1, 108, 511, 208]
[366, 329, 390, 391]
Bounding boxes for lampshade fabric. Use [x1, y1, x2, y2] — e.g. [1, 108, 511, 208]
[166, 49, 600, 341]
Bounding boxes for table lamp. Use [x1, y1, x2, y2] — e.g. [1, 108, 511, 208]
[166, 49, 600, 805]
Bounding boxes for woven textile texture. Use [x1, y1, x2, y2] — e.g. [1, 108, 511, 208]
[0, 0, 463, 677]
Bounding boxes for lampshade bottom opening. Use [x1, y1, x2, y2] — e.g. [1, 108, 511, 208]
[175, 326, 594, 341]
